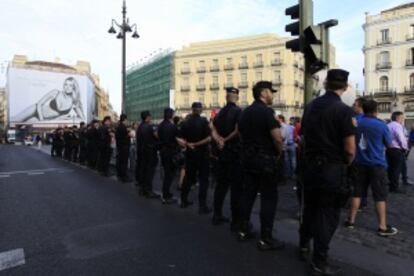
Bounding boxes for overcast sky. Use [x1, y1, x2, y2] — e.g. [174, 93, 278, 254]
[0, 0, 408, 112]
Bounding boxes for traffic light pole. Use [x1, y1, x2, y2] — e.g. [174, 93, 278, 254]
[304, 60, 315, 105]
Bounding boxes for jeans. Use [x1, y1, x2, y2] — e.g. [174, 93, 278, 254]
[283, 144, 297, 178]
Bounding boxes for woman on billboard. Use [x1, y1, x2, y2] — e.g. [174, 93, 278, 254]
[14, 77, 85, 122]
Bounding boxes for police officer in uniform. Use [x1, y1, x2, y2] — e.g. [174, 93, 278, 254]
[158, 108, 179, 204]
[63, 127, 72, 160]
[98, 116, 113, 176]
[211, 87, 243, 230]
[116, 114, 131, 182]
[299, 69, 356, 275]
[71, 125, 80, 162]
[54, 128, 64, 158]
[87, 120, 100, 169]
[79, 122, 87, 165]
[136, 111, 160, 198]
[237, 81, 285, 251]
[177, 102, 212, 214]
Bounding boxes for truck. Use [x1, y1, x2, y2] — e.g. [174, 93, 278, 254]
[6, 129, 16, 144]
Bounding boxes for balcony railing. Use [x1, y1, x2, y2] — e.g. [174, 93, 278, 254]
[196, 67, 206, 73]
[210, 83, 220, 90]
[253, 61, 264, 68]
[376, 62, 392, 70]
[405, 105, 414, 112]
[224, 82, 234, 88]
[374, 89, 395, 98]
[238, 81, 249, 88]
[406, 60, 414, 67]
[224, 64, 234, 71]
[407, 34, 414, 41]
[271, 59, 283, 66]
[180, 85, 190, 92]
[377, 38, 392, 46]
[196, 84, 206, 91]
[180, 68, 191, 74]
[239, 62, 249, 69]
[404, 86, 414, 94]
[210, 65, 220, 72]
[378, 102, 392, 113]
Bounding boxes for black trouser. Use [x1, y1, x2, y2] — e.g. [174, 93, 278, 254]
[401, 155, 408, 183]
[79, 143, 87, 164]
[55, 144, 63, 158]
[51, 143, 56, 156]
[64, 144, 72, 160]
[138, 148, 158, 193]
[98, 147, 112, 174]
[240, 170, 278, 237]
[116, 145, 130, 179]
[299, 189, 342, 264]
[160, 148, 177, 198]
[386, 148, 405, 191]
[71, 144, 79, 162]
[213, 151, 243, 222]
[181, 151, 210, 207]
[88, 146, 99, 169]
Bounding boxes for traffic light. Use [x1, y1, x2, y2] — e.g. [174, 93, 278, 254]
[303, 20, 338, 74]
[285, 0, 314, 53]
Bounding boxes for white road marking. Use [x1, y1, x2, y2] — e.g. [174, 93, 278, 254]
[0, 248, 25, 272]
[27, 172, 45, 176]
[0, 175, 10, 178]
[0, 168, 69, 175]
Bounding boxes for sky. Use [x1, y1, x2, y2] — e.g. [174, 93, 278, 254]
[0, 0, 409, 112]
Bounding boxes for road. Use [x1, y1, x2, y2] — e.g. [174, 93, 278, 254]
[0, 145, 403, 275]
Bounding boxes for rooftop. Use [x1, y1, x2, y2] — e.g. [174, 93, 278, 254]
[25, 61, 77, 71]
[382, 2, 414, 13]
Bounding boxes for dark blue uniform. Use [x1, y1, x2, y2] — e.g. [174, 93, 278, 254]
[212, 102, 243, 228]
[300, 90, 356, 268]
[115, 123, 130, 181]
[97, 125, 112, 176]
[178, 113, 211, 210]
[238, 100, 282, 241]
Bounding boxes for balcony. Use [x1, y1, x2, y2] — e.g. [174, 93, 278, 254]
[253, 61, 264, 68]
[407, 34, 414, 41]
[180, 85, 190, 92]
[239, 62, 249, 70]
[373, 89, 395, 98]
[378, 102, 392, 113]
[210, 65, 220, 72]
[376, 62, 392, 70]
[405, 104, 414, 112]
[406, 59, 414, 67]
[196, 67, 206, 73]
[377, 38, 392, 46]
[210, 83, 220, 90]
[180, 68, 191, 75]
[271, 59, 283, 66]
[196, 84, 206, 91]
[224, 64, 234, 71]
[404, 86, 414, 95]
[238, 81, 249, 88]
[224, 82, 234, 88]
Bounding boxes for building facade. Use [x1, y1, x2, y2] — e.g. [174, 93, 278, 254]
[0, 87, 7, 131]
[126, 51, 175, 121]
[363, 3, 414, 124]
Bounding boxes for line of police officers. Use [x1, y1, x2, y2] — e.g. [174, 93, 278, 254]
[51, 69, 353, 275]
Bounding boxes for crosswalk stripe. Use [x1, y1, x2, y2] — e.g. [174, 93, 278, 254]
[0, 248, 25, 272]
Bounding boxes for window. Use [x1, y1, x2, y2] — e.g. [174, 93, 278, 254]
[241, 90, 248, 105]
[410, 73, 414, 88]
[213, 59, 219, 65]
[256, 72, 263, 81]
[380, 76, 389, 91]
[183, 77, 189, 86]
[381, 29, 390, 42]
[199, 60, 205, 66]
[378, 102, 391, 113]
[411, 24, 414, 36]
[198, 93, 205, 103]
[241, 56, 247, 63]
[212, 92, 219, 106]
[274, 52, 281, 60]
[241, 72, 247, 81]
[227, 74, 233, 83]
[199, 76, 205, 85]
[411, 48, 414, 63]
[379, 51, 390, 64]
[212, 75, 219, 84]
[273, 70, 281, 81]
[183, 94, 189, 107]
[183, 61, 189, 67]
[227, 58, 233, 64]
[256, 54, 263, 62]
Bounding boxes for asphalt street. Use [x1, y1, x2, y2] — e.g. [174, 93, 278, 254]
[0, 145, 398, 275]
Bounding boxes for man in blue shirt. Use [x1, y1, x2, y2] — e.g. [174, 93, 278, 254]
[344, 100, 398, 237]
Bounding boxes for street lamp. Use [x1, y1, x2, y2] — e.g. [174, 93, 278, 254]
[108, 0, 140, 114]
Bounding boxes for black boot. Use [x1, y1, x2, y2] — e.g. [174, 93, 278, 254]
[311, 257, 341, 275]
[237, 221, 254, 241]
[257, 229, 285, 251]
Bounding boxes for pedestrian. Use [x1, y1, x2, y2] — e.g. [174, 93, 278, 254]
[136, 111, 160, 198]
[51, 129, 57, 157]
[79, 122, 87, 165]
[55, 128, 64, 158]
[386, 111, 409, 193]
[299, 69, 356, 275]
[237, 81, 285, 251]
[63, 126, 72, 160]
[115, 114, 131, 182]
[344, 100, 398, 237]
[277, 114, 296, 180]
[211, 87, 243, 231]
[174, 116, 186, 191]
[36, 134, 42, 150]
[409, 123, 414, 150]
[176, 102, 212, 214]
[71, 125, 80, 162]
[98, 116, 113, 176]
[158, 108, 180, 204]
[87, 120, 100, 170]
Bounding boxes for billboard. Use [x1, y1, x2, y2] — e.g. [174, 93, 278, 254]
[7, 67, 96, 127]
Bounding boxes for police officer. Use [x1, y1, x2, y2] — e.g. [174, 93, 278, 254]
[158, 108, 180, 204]
[63, 126, 72, 160]
[54, 128, 64, 158]
[177, 102, 212, 214]
[71, 125, 80, 162]
[98, 116, 113, 176]
[87, 120, 100, 169]
[78, 122, 87, 165]
[237, 81, 284, 251]
[211, 87, 243, 230]
[299, 69, 356, 275]
[115, 114, 131, 182]
[136, 111, 160, 198]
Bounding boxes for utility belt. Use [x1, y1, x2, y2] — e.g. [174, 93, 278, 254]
[241, 145, 280, 175]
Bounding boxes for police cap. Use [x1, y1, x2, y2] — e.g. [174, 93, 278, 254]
[191, 102, 203, 109]
[141, 110, 151, 121]
[327, 69, 349, 84]
[120, 114, 127, 122]
[254, 81, 278, 94]
[226, 87, 239, 94]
